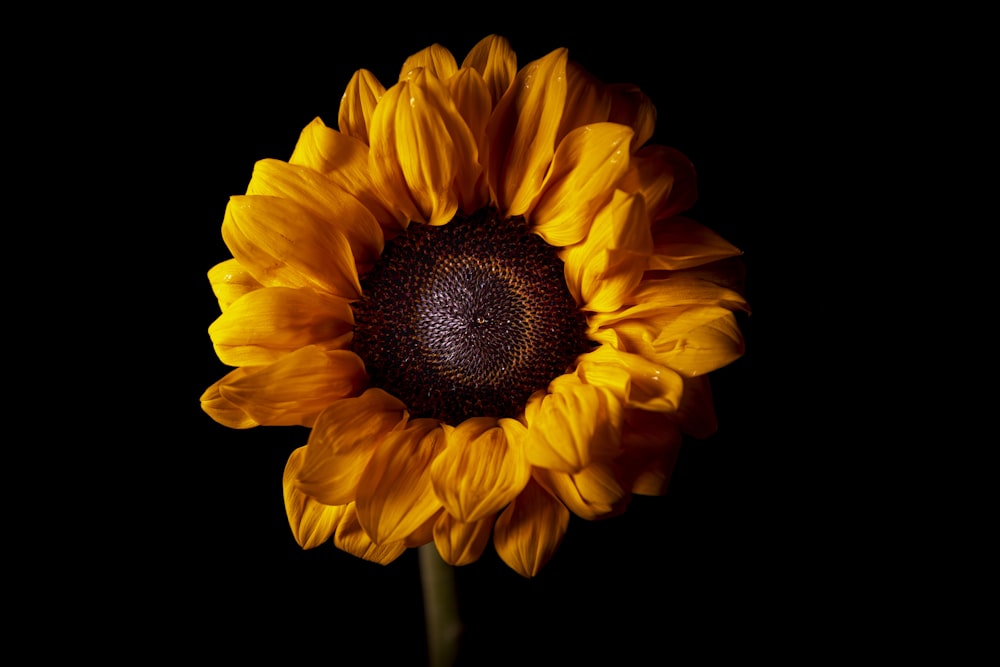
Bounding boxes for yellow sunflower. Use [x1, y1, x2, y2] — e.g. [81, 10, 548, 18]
[202, 35, 748, 577]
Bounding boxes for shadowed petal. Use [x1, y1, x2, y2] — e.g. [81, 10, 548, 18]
[433, 512, 494, 566]
[494, 479, 569, 578]
[296, 388, 408, 506]
[356, 418, 447, 544]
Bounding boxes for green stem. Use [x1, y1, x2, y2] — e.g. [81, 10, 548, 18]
[419, 542, 462, 667]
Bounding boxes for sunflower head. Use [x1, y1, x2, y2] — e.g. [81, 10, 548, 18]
[202, 35, 748, 577]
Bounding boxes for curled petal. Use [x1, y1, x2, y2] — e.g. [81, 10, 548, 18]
[430, 417, 530, 523]
[288, 117, 408, 232]
[208, 258, 262, 313]
[356, 419, 447, 544]
[208, 287, 354, 366]
[222, 195, 361, 300]
[296, 388, 408, 506]
[283, 445, 345, 549]
[529, 123, 634, 247]
[494, 479, 569, 578]
[619, 145, 698, 224]
[488, 48, 568, 216]
[433, 512, 494, 566]
[368, 69, 480, 226]
[561, 189, 651, 312]
[200, 367, 258, 428]
[461, 34, 517, 107]
[524, 373, 623, 473]
[575, 344, 684, 413]
[648, 216, 743, 270]
[333, 503, 407, 565]
[399, 43, 458, 81]
[214, 345, 367, 427]
[338, 69, 385, 144]
[246, 159, 383, 273]
[617, 409, 683, 496]
[607, 83, 657, 150]
[535, 462, 627, 520]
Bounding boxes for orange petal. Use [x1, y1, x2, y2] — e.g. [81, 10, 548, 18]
[529, 123, 634, 247]
[246, 159, 384, 273]
[560, 189, 650, 312]
[207, 258, 262, 313]
[333, 502, 407, 565]
[288, 117, 408, 233]
[356, 418, 447, 544]
[574, 344, 684, 413]
[222, 195, 361, 300]
[493, 479, 569, 578]
[524, 374, 623, 473]
[338, 69, 385, 144]
[487, 48, 568, 216]
[461, 34, 517, 107]
[399, 43, 458, 81]
[283, 445, 346, 549]
[208, 286, 354, 366]
[214, 345, 367, 427]
[535, 462, 627, 520]
[200, 367, 258, 428]
[296, 388, 408, 506]
[432, 512, 494, 566]
[430, 417, 530, 523]
[368, 69, 480, 226]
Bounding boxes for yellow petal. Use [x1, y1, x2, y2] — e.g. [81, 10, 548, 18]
[333, 502, 407, 565]
[222, 195, 361, 300]
[493, 479, 569, 578]
[648, 216, 743, 270]
[619, 145, 698, 225]
[575, 344, 684, 413]
[338, 69, 385, 144]
[461, 34, 517, 107]
[433, 512, 494, 566]
[523, 373, 623, 473]
[208, 287, 353, 366]
[607, 83, 657, 150]
[556, 60, 612, 144]
[399, 43, 458, 81]
[487, 48, 568, 216]
[288, 117, 408, 232]
[430, 417, 530, 523]
[617, 409, 683, 496]
[529, 123, 634, 247]
[356, 418, 447, 544]
[296, 388, 408, 506]
[560, 189, 651, 312]
[246, 159, 383, 273]
[368, 69, 480, 226]
[283, 445, 346, 549]
[200, 367, 258, 428]
[535, 462, 626, 520]
[217, 345, 367, 427]
[207, 258, 262, 313]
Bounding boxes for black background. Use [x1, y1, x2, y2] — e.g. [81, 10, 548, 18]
[77, 11, 809, 665]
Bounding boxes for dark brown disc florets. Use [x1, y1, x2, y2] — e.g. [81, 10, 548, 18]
[351, 207, 592, 425]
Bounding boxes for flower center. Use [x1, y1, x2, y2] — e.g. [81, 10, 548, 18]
[351, 207, 592, 425]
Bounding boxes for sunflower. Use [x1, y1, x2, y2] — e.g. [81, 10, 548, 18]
[202, 35, 748, 577]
